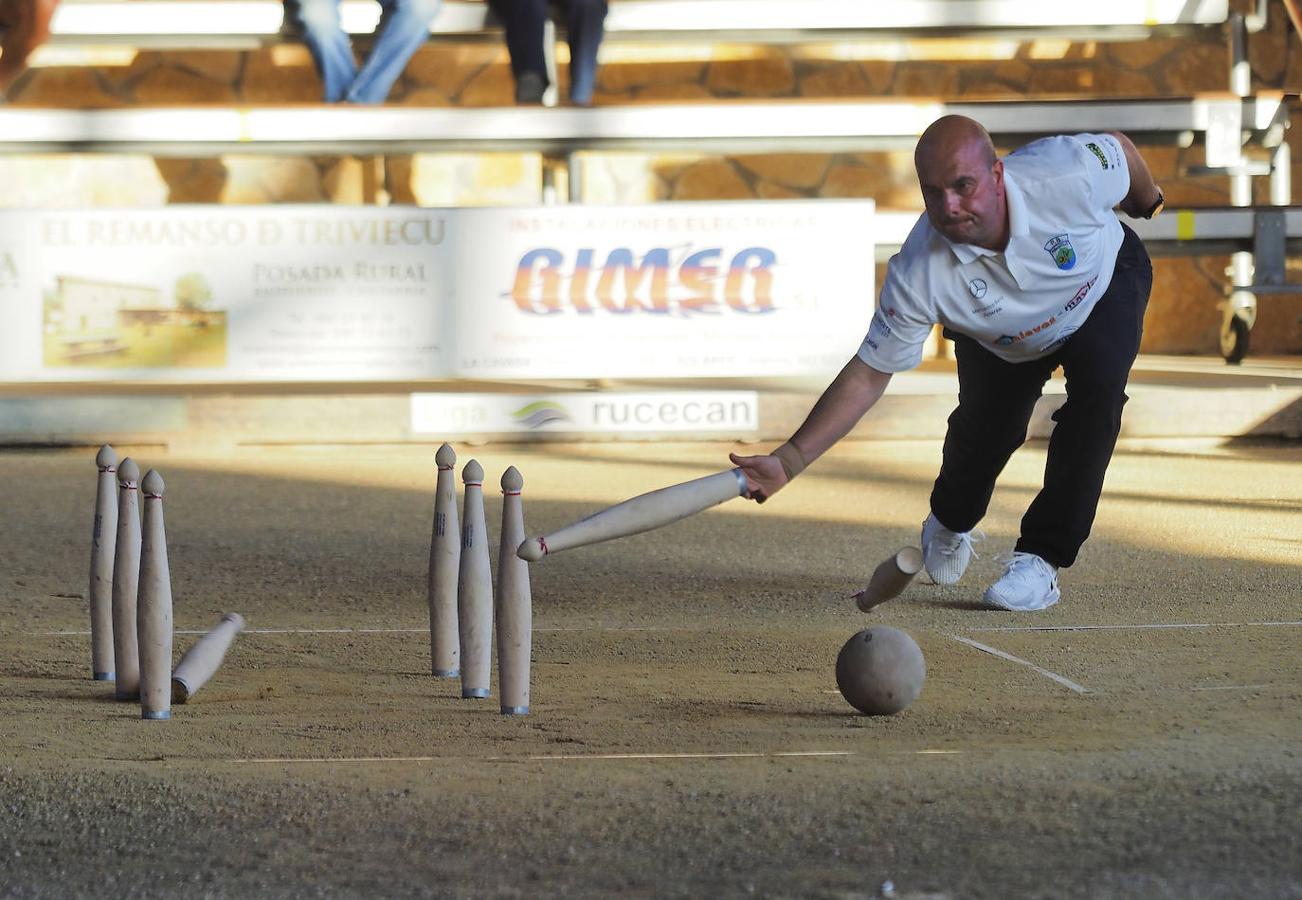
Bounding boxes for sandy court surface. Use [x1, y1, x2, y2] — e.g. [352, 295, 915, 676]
[1, 438, 1299, 898]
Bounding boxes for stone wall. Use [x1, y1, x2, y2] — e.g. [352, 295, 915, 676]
[2, 7, 1300, 355]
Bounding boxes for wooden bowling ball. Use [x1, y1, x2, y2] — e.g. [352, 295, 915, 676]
[835, 626, 925, 715]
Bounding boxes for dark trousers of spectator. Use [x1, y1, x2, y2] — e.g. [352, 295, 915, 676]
[488, 0, 607, 104]
[929, 223, 1153, 569]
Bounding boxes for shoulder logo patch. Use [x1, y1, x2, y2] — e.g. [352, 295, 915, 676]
[1085, 141, 1110, 169]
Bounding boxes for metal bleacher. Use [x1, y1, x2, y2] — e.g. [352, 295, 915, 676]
[43, 0, 1237, 48]
[9, 0, 1301, 361]
[0, 95, 1287, 157]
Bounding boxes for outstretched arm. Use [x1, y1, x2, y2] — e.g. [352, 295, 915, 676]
[1108, 131, 1163, 219]
[730, 355, 893, 503]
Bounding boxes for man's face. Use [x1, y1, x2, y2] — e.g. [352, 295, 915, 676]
[916, 142, 1006, 249]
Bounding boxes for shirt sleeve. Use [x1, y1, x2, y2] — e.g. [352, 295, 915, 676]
[1069, 133, 1131, 211]
[856, 259, 934, 374]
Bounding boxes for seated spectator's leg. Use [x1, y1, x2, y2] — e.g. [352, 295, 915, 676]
[285, 0, 357, 102]
[347, 0, 442, 103]
[561, 0, 606, 104]
[488, 0, 549, 102]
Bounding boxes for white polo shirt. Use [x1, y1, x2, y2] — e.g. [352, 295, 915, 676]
[858, 133, 1131, 372]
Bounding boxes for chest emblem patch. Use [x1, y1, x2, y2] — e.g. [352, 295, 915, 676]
[1044, 234, 1076, 270]
[967, 278, 988, 299]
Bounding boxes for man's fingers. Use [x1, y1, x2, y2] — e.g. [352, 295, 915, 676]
[728, 452, 768, 503]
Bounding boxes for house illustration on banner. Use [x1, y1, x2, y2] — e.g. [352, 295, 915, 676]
[43, 273, 228, 368]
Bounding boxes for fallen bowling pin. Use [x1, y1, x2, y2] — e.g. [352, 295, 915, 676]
[517, 467, 748, 562]
[88, 444, 118, 681]
[457, 460, 493, 699]
[172, 613, 246, 703]
[111, 458, 142, 702]
[852, 546, 924, 612]
[427, 443, 460, 678]
[496, 467, 531, 715]
[137, 469, 174, 721]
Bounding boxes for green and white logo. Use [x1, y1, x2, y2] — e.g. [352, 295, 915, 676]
[511, 400, 570, 429]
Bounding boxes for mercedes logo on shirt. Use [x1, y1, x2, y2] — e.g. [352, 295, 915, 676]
[968, 278, 988, 299]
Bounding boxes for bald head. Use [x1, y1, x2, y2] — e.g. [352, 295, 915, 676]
[914, 115, 1008, 250]
[916, 115, 996, 171]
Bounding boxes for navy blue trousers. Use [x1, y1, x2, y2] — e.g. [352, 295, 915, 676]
[488, 0, 608, 103]
[929, 223, 1153, 568]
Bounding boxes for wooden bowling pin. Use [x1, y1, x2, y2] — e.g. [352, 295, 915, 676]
[852, 546, 924, 612]
[88, 444, 118, 681]
[517, 467, 748, 562]
[496, 467, 531, 716]
[457, 460, 493, 699]
[172, 613, 245, 703]
[137, 469, 173, 721]
[427, 443, 460, 678]
[111, 457, 142, 701]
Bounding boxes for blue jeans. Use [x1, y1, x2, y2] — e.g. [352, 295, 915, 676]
[488, 0, 607, 104]
[287, 0, 443, 103]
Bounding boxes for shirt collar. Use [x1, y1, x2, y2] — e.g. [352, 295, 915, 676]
[942, 169, 1028, 264]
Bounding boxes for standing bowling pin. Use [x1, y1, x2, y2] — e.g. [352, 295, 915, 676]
[427, 443, 460, 678]
[137, 469, 173, 720]
[172, 613, 245, 703]
[457, 460, 492, 699]
[496, 467, 531, 716]
[88, 444, 118, 681]
[111, 458, 142, 701]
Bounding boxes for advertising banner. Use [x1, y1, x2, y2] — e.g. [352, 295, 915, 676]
[0, 208, 453, 382]
[0, 201, 875, 384]
[411, 390, 758, 436]
[450, 200, 875, 380]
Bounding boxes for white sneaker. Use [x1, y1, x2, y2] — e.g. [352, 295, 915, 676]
[920, 513, 980, 586]
[983, 552, 1061, 611]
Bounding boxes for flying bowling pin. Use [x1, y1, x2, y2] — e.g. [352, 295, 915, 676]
[88, 444, 118, 681]
[457, 460, 493, 699]
[427, 443, 460, 678]
[111, 458, 142, 701]
[137, 469, 173, 721]
[496, 467, 531, 716]
[172, 613, 245, 703]
[852, 546, 924, 612]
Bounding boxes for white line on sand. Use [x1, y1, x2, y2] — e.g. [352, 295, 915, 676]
[948, 635, 1089, 695]
[232, 749, 962, 764]
[26, 621, 1302, 638]
[962, 621, 1302, 633]
[24, 625, 701, 636]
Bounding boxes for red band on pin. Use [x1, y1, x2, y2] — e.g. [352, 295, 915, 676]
[538, 537, 548, 556]
[98, 465, 117, 473]
[503, 490, 521, 496]
[438, 465, 453, 471]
